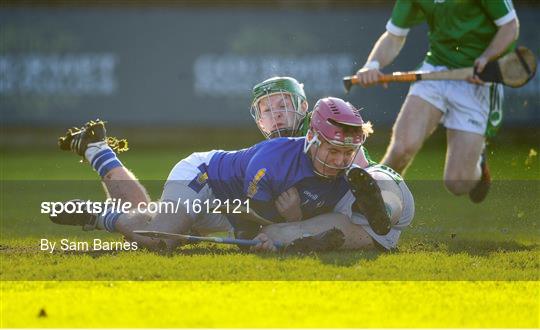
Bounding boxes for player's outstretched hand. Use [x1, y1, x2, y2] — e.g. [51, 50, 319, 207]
[355, 67, 388, 88]
[275, 187, 303, 222]
[250, 233, 278, 253]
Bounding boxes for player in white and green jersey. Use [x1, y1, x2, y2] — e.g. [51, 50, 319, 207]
[248, 77, 414, 251]
[355, 0, 519, 203]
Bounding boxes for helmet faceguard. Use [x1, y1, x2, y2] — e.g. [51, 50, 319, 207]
[304, 97, 368, 178]
[251, 77, 308, 139]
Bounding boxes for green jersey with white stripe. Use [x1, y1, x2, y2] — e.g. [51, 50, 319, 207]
[387, 0, 517, 68]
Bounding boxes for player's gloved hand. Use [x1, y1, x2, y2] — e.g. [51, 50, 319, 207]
[250, 233, 278, 253]
[275, 187, 303, 222]
[355, 67, 388, 88]
[468, 56, 488, 85]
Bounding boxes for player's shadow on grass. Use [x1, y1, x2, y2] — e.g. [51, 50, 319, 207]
[173, 244, 386, 267]
[252, 248, 385, 267]
[59, 249, 128, 258]
[446, 239, 538, 256]
[312, 250, 384, 267]
[177, 244, 246, 256]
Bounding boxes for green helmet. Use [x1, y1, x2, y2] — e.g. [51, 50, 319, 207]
[250, 76, 308, 139]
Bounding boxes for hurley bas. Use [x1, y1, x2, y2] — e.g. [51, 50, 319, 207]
[40, 238, 138, 253]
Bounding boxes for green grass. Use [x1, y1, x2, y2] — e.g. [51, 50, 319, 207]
[1, 129, 539, 327]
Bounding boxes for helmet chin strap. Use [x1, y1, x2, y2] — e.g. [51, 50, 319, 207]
[313, 149, 351, 178]
[303, 130, 319, 153]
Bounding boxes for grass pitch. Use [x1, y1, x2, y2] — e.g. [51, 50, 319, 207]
[1, 129, 539, 327]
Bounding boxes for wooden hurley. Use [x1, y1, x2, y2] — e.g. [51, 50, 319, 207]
[343, 46, 537, 92]
[133, 230, 283, 247]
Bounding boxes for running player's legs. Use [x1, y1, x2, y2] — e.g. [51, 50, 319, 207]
[441, 81, 496, 195]
[382, 94, 442, 174]
[444, 129, 484, 195]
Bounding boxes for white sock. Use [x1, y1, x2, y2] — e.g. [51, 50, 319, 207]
[84, 141, 110, 164]
[84, 142, 123, 178]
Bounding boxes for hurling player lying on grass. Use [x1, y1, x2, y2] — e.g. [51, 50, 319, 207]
[246, 77, 413, 252]
[50, 81, 413, 253]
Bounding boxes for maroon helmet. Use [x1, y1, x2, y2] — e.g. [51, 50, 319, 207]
[304, 97, 366, 177]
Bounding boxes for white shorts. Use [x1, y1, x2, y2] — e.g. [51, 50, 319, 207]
[409, 62, 504, 137]
[350, 165, 415, 250]
[161, 150, 233, 235]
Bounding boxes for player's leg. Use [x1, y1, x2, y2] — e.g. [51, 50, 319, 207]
[382, 63, 449, 174]
[49, 200, 194, 251]
[261, 172, 413, 251]
[349, 170, 414, 251]
[118, 152, 232, 249]
[346, 164, 413, 250]
[259, 162, 413, 251]
[49, 177, 201, 251]
[346, 166, 396, 236]
[443, 129, 485, 195]
[115, 206, 194, 251]
[100, 167, 150, 206]
[59, 120, 150, 206]
[50, 151, 231, 250]
[441, 81, 501, 202]
[49, 194, 211, 251]
[381, 95, 443, 174]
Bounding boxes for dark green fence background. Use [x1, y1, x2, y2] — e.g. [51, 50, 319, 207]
[1, 2, 538, 127]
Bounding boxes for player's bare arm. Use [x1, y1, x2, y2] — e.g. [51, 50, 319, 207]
[254, 213, 375, 252]
[470, 18, 520, 84]
[355, 31, 406, 87]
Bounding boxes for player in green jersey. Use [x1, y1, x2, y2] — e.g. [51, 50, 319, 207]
[354, 0, 519, 203]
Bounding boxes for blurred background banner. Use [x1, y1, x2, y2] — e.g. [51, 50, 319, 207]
[1, 1, 538, 128]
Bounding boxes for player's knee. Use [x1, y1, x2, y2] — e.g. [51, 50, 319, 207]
[388, 141, 419, 163]
[443, 178, 470, 195]
[444, 171, 475, 195]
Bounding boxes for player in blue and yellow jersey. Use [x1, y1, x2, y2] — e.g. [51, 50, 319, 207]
[50, 97, 387, 252]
